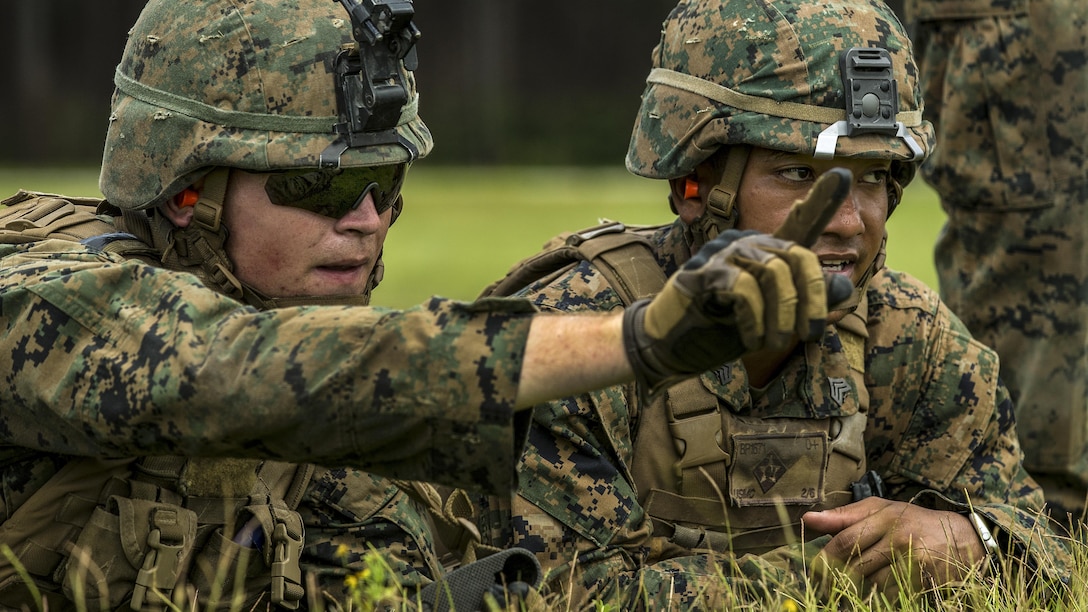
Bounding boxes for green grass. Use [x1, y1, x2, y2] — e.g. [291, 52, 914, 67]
[0, 165, 945, 309]
[17, 530, 1081, 611]
[0, 167, 103, 201]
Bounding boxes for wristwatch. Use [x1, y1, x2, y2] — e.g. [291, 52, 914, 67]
[969, 511, 1001, 575]
[969, 511, 1000, 553]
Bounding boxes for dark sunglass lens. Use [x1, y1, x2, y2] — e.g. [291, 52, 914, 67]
[264, 165, 404, 219]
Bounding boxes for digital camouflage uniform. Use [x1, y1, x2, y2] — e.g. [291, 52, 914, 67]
[0, 237, 533, 606]
[467, 0, 1069, 608]
[906, 0, 1088, 524]
[0, 0, 534, 609]
[474, 221, 1059, 608]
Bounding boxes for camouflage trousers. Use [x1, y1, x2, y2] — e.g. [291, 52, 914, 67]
[936, 201, 1088, 526]
[915, 1, 1088, 528]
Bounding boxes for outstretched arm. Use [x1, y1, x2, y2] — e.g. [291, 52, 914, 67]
[516, 313, 629, 409]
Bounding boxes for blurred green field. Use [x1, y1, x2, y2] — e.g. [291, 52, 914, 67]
[0, 166, 945, 309]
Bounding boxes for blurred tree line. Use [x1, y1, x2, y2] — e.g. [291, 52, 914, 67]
[0, 0, 906, 167]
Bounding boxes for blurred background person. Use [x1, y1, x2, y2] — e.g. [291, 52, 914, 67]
[905, 0, 1088, 528]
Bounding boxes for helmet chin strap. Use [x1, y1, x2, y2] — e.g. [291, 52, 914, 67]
[122, 167, 380, 309]
[684, 145, 749, 251]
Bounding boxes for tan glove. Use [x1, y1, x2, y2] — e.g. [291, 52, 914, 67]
[623, 168, 855, 394]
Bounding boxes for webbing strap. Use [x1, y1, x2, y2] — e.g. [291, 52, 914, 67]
[129, 501, 198, 610]
[121, 209, 155, 246]
[281, 464, 316, 511]
[647, 68, 923, 127]
[146, 168, 249, 301]
[704, 145, 749, 236]
[656, 490, 859, 553]
[114, 67, 420, 133]
[480, 221, 667, 304]
[666, 379, 730, 501]
[571, 230, 668, 304]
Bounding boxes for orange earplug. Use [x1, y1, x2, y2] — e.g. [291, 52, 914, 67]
[177, 188, 200, 208]
[684, 178, 699, 200]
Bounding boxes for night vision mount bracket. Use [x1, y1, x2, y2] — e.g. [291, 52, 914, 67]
[322, 0, 422, 167]
[814, 47, 923, 160]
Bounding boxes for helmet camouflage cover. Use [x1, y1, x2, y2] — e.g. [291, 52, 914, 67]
[100, 0, 433, 210]
[626, 0, 934, 184]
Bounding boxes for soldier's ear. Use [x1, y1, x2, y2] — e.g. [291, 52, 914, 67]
[162, 188, 198, 228]
[669, 175, 707, 224]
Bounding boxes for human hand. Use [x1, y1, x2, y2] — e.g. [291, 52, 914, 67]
[621, 168, 855, 394]
[802, 497, 987, 599]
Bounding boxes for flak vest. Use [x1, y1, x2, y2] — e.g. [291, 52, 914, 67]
[483, 221, 873, 559]
[0, 192, 314, 610]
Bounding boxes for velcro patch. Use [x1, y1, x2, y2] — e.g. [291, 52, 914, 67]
[729, 432, 827, 506]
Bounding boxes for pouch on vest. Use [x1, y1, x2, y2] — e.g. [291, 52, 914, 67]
[62, 495, 198, 610]
[182, 493, 277, 611]
[50, 463, 309, 612]
[0, 458, 132, 609]
[180, 460, 312, 610]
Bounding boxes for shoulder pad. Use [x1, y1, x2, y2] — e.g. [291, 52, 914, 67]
[481, 220, 669, 305]
[0, 190, 116, 244]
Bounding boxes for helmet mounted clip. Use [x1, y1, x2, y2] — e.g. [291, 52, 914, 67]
[814, 47, 923, 160]
[322, 0, 422, 167]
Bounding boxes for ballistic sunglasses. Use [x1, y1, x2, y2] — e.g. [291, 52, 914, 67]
[262, 164, 406, 219]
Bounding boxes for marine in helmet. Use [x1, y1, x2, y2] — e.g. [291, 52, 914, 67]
[0, 0, 846, 609]
[466, 0, 1070, 607]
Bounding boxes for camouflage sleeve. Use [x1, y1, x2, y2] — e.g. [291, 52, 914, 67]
[468, 260, 651, 603]
[863, 268, 1070, 578]
[0, 240, 535, 493]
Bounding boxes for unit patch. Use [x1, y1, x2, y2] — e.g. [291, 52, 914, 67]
[729, 432, 827, 506]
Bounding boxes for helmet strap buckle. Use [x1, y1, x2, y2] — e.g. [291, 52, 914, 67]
[705, 145, 749, 229]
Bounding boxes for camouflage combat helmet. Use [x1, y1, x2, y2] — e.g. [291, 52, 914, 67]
[98, 0, 433, 308]
[627, 0, 934, 236]
[100, 0, 432, 211]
